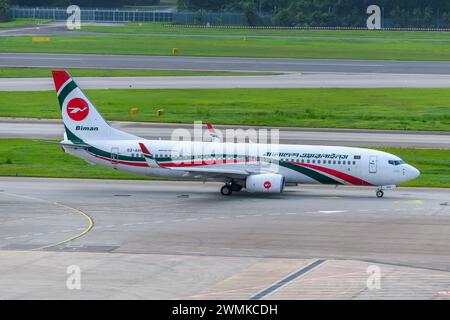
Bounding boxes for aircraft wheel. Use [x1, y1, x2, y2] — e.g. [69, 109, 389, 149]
[376, 190, 384, 198]
[220, 185, 232, 196]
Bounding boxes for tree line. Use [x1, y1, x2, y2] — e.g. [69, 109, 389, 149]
[0, 0, 11, 21]
[178, 0, 450, 27]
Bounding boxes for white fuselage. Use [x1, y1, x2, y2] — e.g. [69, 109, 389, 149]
[64, 139, 420, 187]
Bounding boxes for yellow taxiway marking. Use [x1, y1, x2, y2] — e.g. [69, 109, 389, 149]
[394, 199, 423, 204]
[32, 204, 93, 251]
[1, 191, 94, 250]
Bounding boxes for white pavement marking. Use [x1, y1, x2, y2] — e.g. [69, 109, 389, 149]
[319, 210, 347, 214]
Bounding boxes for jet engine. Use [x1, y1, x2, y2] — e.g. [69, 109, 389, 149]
[246, 173, 285, 193]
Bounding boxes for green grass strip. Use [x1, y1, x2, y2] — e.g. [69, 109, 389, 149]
[0, 88, 448, 131]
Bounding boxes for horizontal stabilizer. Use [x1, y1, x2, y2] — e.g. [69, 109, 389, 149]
[34, 140, 91, 149]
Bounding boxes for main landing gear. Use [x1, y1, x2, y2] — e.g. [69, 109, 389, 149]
[220, 185, 232, 196]
[220, 182, 242, 196]
[376, 189, 384, 198]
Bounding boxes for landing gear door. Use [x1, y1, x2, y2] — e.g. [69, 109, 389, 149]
[369, 155, 377, 173]
[111, 147, 119, 169]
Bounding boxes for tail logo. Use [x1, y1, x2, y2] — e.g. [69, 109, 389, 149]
[67, 98, 89, 121]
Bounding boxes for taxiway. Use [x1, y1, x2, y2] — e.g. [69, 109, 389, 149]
[0, 177, 449, 299]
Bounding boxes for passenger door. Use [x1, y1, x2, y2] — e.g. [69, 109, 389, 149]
[369, 155, 377, 173]
[111, 147, 119, 169]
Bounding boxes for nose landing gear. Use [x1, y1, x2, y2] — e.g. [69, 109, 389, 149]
[376, 190, 384, 198]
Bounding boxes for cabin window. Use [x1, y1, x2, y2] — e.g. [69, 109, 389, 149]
[338, 161, 341, 165]
[317, 160, 321, 164]
[353, 161, 356, 165]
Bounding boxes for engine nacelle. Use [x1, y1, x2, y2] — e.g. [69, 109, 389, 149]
[245, 173, 285, 193]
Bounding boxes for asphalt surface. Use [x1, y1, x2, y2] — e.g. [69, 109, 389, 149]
[2, 72, 450, 90]
[1, 118, 449, 148]
[1, 177, 450, 299]
[2, 52, 450, 75]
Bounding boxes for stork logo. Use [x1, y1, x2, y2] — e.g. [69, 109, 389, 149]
[67, 98, 89, 121]
[264, 181, 271, 189]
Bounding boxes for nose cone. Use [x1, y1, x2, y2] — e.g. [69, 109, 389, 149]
[407, 165, 420, 180]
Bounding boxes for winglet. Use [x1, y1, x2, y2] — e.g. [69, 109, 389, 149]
[139, 142, 160, 168]
[139, 142, 152, 157]
[206, 123, 220, 142]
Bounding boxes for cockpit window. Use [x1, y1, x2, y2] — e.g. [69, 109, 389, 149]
[388, 159, 405, 166]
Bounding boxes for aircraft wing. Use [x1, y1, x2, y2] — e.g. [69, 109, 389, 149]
[168, 166, 250, 178]
[139, 142, 251, 179]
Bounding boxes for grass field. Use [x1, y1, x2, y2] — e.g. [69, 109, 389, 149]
[0, 68, 271, 78]
[82, 22, 450, 40]
[1, 31, 450, 61]
[0, 88, 449, 131]
[0, 139, 448, 187]
[0, 139, 143, 180]
[0, 18, 52, 28]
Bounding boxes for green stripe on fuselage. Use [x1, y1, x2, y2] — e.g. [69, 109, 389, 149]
[281, 162, 342, 185]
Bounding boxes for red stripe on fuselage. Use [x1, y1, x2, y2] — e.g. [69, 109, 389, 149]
[291, 162, 373, 186]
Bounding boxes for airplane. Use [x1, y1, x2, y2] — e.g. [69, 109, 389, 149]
[51, 70, 420, 197]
